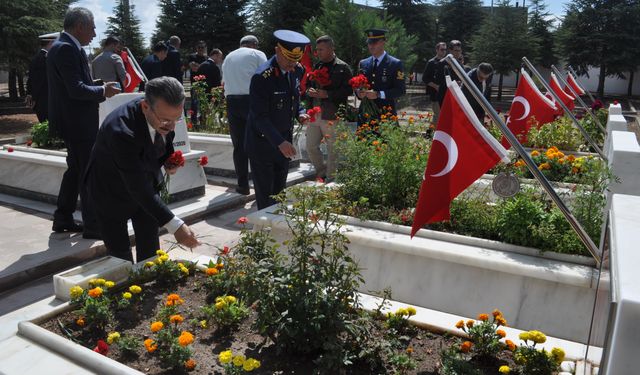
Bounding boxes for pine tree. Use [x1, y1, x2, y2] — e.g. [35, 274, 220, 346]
[436, 0, 484, 52]
[106, 0, 146, 61]
[527, 0, 556, 68]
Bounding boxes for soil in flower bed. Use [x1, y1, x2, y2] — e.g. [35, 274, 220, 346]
[40, 272, 459, 374]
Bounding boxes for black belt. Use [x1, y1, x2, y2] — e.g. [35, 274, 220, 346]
[226, 95, 250, 99]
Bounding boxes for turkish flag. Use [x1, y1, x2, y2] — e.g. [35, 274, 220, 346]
[299, 44, 313, 95]
[564, 72, 585, 96]
[119, 50, 144, 93]
[411, 79, 509, 237]
[500, 69, 557, 148]
[546, 72, 575, 114]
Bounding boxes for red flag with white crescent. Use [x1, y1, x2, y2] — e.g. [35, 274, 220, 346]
[565, 72, 585, 96]
[501, 69, 557, 148]
[546, 72, 575, 114]
[119, 50, 143, 93]
[411, 78, 509, 237]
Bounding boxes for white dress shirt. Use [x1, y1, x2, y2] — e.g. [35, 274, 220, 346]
[221, 47, 267, 96]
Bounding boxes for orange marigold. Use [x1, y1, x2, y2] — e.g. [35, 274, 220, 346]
[496, 329, 507, 338]
[144, 338, 158, 353]
[460, 341, 473, 353]
[206, 267, 219, 276]
[215, 263, 224, 270]
[466, 320, 474, 328]
[166, 294, 184, 306]
[455, 320, 465, 329]
[478, 313, 489, 321]
[178, 331, 194, 346]
[492, 309, 502, 318]
[170, 314, 184, 324]
[88, 287, 103, 298]
[496, 316, 508, 326]
[76, 317, 85, 327]
[505, 339, 516, 351]
[150, 321, 164, 332]
[185, 358, 196, 370]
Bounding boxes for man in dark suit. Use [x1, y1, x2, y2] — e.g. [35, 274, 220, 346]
[86, 77, 200, 262]
[435, 40, 463, 107]
[140, 42, 168, 91]
[357, 28, 405, 117]
[47, 7, 120, 238]
[462, 62, 493, 122]
[162, 35, 183, 84]
[422, 42, 447, 123]
[26, 33, 58, 123]
[196, 49, 222, 93]
[246, 30, 311, 210]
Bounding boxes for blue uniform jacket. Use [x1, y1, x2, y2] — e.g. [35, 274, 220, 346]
[358, 53, 405, 112]
[246, 56, 305, 156]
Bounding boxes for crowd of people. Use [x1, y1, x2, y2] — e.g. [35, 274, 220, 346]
[22, 5, 499, 264]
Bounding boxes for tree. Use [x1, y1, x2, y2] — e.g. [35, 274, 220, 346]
[436, 0, 484, 52]
[556, 0, 639, 97]
[470, 0, 534, 100]
[303, 0, 418, 72]
[154, 0, 250, 55]
[106, 0, 146, 61]
[527, 0, 556, 68]
[0, 0, 72, 101]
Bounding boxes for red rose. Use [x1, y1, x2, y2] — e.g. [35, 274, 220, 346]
[7, 147, 14, 153]
[237, 216, 248, 225]
[166, 150, 185, 169]
[222, 246, 230, 255]
[93, 339, 109, 356]
[198, 156, 208, 166]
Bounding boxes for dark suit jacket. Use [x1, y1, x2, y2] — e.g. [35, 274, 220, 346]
[27, 50, 48, 101]
[358, 53, 405, 113]
[86, 98, 175, 226]
[46, 32, 104, 141]
[309, 56, 352, 120]
[422, 56, 440, 100]
[162, 45, 182, 83]
[196, 58, 222, 92]
[462, 67, 492, 120]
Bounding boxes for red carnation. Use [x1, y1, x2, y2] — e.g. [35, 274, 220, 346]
[349, 74, 370, 90]
[307, 106, 322, 123]
[93, 339, 109, 356]
[193, 75, 206, 82]
[7, 147, 14, 153]
[237, 216, 248, 225]
[308, 67, 331, 87]
[222, 246, 230, 255]
[165, 150, 185, 169]
[198, 156, 208, 166]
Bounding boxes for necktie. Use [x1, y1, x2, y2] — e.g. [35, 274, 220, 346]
[373, 58, 378, 72]
[154, 131, 165, 158]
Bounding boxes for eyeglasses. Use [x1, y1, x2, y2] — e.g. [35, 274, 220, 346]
[149, 106, 180, 127]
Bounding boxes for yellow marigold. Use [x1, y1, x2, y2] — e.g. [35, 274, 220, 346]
[528, 330, 547, 344]
[94, 278, 106, 286]
[218, 350, 233, 364]
[551, 347, 565, 362]
[170, 314, 184, 324]
[88, 287, 103, 298]
[477, 313, 489, 321]
[76, 317, 85, 327]
[179, 264, 189, 275]
[496, 329, 506, 338]
[178, 331, 194, 346]
[122, 292, 132, 299]
[150, 321, 164, 332]
[215, 263, 224, 270]
[225, 296, 237, 304]
[144, 338, 158, 353]
[156, 249, 166, 256]
[129, 285, 142, 294]
[184, 358, 196, 370]
[455, 320, 465, 329]
[530, 150, 540, 157]
[519, 332, 530, 342]
[499, 365, 511, 374]
[166, 294, 184, 306]
[144, 261, 155, 268]
[232, 354, 246, 367]
[514, 160, 525, 168]
[396, 308, 408, 316]
[505, 339, 516, 351]
[406, 306, 417, 316]
[200, 320, 208, 329]
[243, 358, 261, 371]
[538, 162, 551, 170]
[159, 254, 169, 262]
[104, 281, 115, 289]
[215, 301, 227, 310]
[107, 331, 120, 344]
[460, 341, 473, 353]
[206, 267, 219, 276]
[69, 286, 84, 299]
[466, 320, 474, 328]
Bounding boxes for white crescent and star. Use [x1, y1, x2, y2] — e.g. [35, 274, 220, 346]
[430, 130, 459, 177]
[512, 96, 531, 120]
[125, 72, 132, 88]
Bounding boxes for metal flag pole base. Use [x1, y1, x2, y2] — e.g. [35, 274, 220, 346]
[523, 58, 607, 161]
[551, 65, 606, 135]
[568, 65, 598, 104]
[443, 54, 602, 268]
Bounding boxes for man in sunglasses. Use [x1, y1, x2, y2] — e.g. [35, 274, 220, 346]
[422, 42, 447, 123]
[86, 77, 200, 263]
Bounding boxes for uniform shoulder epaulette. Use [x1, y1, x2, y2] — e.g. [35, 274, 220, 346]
[261, 66, 274, 78]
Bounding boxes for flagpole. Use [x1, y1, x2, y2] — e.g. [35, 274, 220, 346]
[551, 65, 606, 135]
[567, 65, 598, 103]
[443, 54, 602, 268]
[522, 58, 607, 161]
[126, 47, 148, 83]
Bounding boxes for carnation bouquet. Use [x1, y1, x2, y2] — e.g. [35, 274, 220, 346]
[349, 74, 379, 120]
[160, 150, 186, 203]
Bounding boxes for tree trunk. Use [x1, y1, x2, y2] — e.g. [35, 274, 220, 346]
[17, 71, 25, 97]
[597, 64, 606, 98]
[8, 68, 18, 101]
[498, 73, 504, 101]
[628, 70, 634, 97]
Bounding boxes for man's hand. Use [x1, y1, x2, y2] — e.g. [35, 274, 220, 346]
[104, 82, 121, 98]
[278, 140, 297, 158]
[307, 88, 328, 99]
[165, 166, 179, 175]
[174, 223, 200, 248]
[298, 113, 311, 124]
[363, 90, 378, 100]
[25, 95, 34, 109]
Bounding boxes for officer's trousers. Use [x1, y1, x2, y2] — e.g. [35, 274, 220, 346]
[249, 152, 289, 210]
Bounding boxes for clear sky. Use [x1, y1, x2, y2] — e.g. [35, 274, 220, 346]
[76, 0, 569, 57]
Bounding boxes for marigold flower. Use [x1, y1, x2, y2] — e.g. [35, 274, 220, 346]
[156, 249, 167, 256]
[477, 313, 489, 321]
[527, 330, 546, 344]
[495, 316, 507, 326]
[372, 140, 380, 146]
[567, 154, 576, 162]
[184, 358, 196, 370]
[178, 331, 194, 346]
[206, 267, 219, 276]
[460, 341, 473, 353]
[396, 308, 408, 316]
[76, 317, 85, 327]
[158, 254, 170, 263]
[538, 162, 551, 170]
[519, 332, 529, 342]
[551, 347, 565, 362]
[94, 278, 106, 286]
[144, 261, 155, 268]
[505, 339, 516, 351]
[122, 292, 132, 300]
[225, 296, 237, 304]
[69, 286, 84, 299]
[455, 320, 465, 329]
[144, 338, 158, 353]
[514, 160, 525, 168]
[243, 358, 261, 371]
[107, 331, 120, 344]
[466, 320, 474, 328]
[129, 285, 142, 294]
[499, 365, 510, 374]
[104, 281, 115, 289]
[215, 262, 224, 270]
[170, 314, 184, 324]
[215, 301, 227, 310]
[496, 329, 506, 338]
[232, 354, 246, 367]
[406, 346, 414, 354]
[218, 350, 233, 364]
[88, 287, 103, 298]
[531, 150, 540, 157]
[200, 320, 208, 329]
[166, 294, 184, 306]
[406, 306, 416, 316]
[150, 321, 164, 332]
[179, 263, 189, 275]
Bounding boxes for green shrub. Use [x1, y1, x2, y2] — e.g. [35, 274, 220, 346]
[30, 120, 64, 149]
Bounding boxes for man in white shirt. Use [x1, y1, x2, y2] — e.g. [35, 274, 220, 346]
[221, 35, 267, 195]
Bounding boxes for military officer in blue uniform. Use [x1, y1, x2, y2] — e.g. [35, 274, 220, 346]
[246, 30, 311, 209]
[357, 28, 406, 118]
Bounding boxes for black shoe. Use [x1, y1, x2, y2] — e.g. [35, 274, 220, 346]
[235, 186, 250, 195]
[82, 229, 102, 240]
[52, 222, 84, 233]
